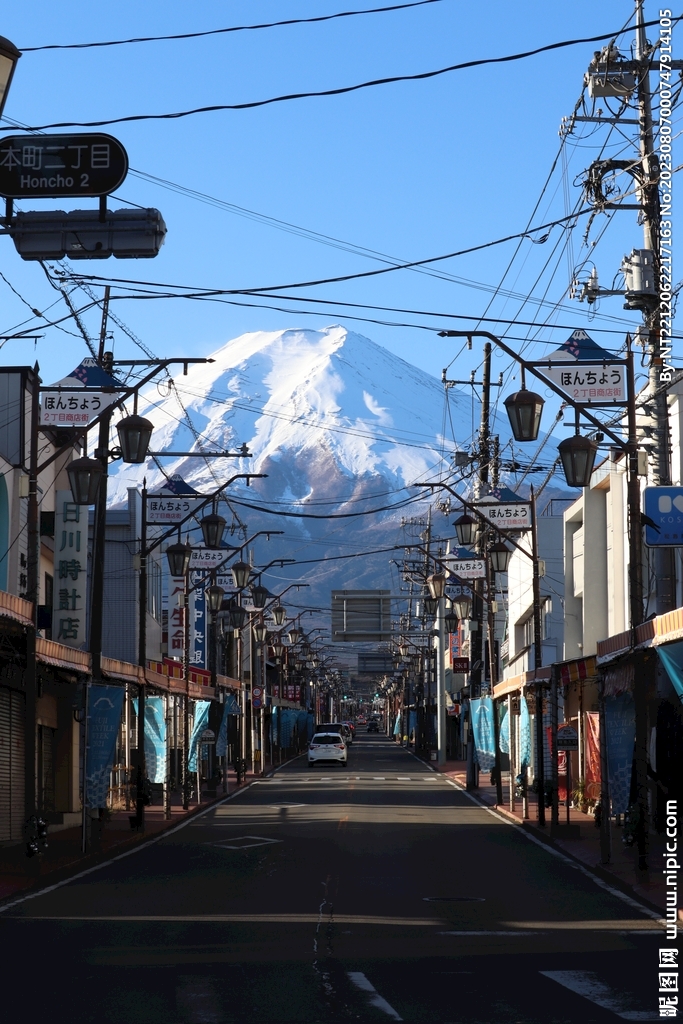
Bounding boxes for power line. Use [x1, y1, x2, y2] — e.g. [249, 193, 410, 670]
[21, 1, 444, 51]
[4, 21, 663, 132]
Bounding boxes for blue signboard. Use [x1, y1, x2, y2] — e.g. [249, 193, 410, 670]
[85, 684, 125, 809]
[643, 487, 683, 547]
[189, 570, 207, 668]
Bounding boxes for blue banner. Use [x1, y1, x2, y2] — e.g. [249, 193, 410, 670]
[270, 706, 279, 744]
[188, 700, 211, 771]
[605, 692, 636, 815]
[655, 642, 683, 704]
[499, 705, 509, 754]
[85, 684, 125, 809]
[215, 694, 241, 757]
[519, 695, 531, 770]
[306, 712, 315, 740]
[132, 697, 167, 784]
[471, 697, 496, 773]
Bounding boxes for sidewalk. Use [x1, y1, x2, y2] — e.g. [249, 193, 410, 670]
[0, 770, 260, 905]
[431, 756, 677, 922]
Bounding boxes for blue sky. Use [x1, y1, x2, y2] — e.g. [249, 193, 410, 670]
[0, 0, 673, 413]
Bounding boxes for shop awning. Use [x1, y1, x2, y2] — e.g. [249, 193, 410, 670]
[655, 640, 683, 703]
[36, 637, 90, 674]
[0, 590, 34, 629]
[559, 655, 597, 684]
[493, 666, 551, 699]
[101, 656, 144, 684]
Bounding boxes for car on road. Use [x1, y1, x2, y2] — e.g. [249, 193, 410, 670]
[308, 731, 348, 767]
[342, 720, 356, 739]
[367, 720, 379, 733]
[326, 722, 353, 745]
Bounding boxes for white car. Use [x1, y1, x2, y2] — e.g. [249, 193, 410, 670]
[308, 731, 348, 767]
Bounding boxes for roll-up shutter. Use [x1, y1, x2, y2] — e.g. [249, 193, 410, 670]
[0, 687, 26, 842]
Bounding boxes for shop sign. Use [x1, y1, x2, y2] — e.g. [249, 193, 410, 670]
[557, 724, 579, 750]
[52, 489, 88, 648]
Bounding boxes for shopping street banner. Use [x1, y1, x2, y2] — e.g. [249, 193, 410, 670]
[85, 684, 125, 809]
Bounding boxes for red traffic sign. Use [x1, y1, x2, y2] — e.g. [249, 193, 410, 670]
[252, 686, 263, 698]
[0, 133, 128, 198]
[252, 685, 263, 709]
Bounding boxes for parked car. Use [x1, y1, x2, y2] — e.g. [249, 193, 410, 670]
[367, 720, 379, 733]
[342, 720, 356, 739]
[308, 731, 348, 767]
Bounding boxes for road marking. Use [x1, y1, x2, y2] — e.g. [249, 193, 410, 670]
[18, 913, 443, 925]
[347, 972, 403, 1020]
[373, 777, 386, 780]
[541, 970, 661, 1021]
[441, 778, 665, 924]
[396, 777, 411, 780]
[208, 836, 282, 851]
[438, 927, 661, 936]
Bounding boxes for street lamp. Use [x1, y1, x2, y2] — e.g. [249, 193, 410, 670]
[272, 605, 286, 626]
[166, 539, 192, 578]
[423, 594, 438, 617]
[288, 626, 302, 644]
[251, 584, 269, 609]
[200, 512, 226, 549]
[227, 600, 247, 631]
[558, 433, 598, 488]
[398, 642, 410, 658]
[231, 560, 251, 589]
[427, 572, 446, 600]
[452, 594, 472, 621]
[116, 413, 154, 464]
[206, 583, 225, 615]
[67, 455, 103, 506]
[504, 375, 545, 442]
[253, 622, 268, 644]
[444, 607, 459, 634]
[489, 541, 512, 574]
[453, 513, 477, 547]
[0, 36, 21, 119]
[271, 637, 285, 661]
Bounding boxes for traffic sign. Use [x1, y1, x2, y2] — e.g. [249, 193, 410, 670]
[0, 133, 128, 198]
[479, 502, 531, 531]
[252, 686, 263, 709]
[643, 486, 683, 547]
[557, 725, 579, 751]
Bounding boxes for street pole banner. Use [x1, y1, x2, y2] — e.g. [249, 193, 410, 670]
[604, 693, 636, 815]
[85, 684, 125, 809]
[470, 697, 496, 773]
[188, 700, 211, 771]
[519, 695, 531, 771]
[133, 697, 166, 784]
[53, 490, 88, 648]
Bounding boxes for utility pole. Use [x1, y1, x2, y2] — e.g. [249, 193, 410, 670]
[635, 0, 675, 614]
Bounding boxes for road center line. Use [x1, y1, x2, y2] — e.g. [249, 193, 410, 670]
[347, 972, 403, 1020]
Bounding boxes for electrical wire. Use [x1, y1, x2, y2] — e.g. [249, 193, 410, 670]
[4, 21, 663, 132]
[21, 1, 445, 51]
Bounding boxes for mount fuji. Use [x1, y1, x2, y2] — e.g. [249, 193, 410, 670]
[106, 326, 526, 606]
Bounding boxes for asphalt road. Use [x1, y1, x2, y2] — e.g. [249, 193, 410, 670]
[0, 734, 666, 1022]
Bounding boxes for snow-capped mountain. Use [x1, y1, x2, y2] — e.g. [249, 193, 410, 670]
[105, 326, 533, 607]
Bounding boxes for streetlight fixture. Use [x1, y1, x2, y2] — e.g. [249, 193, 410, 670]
[423, 594, 438, 617]
[231, 560, 251, 589]
[67, 455, 103, 506]
[504, 370, 545, 442]
[206, 583, 225, 615]
[398, 642, 410, 658]
[200, 512, 226, 549]
[0, 36, 21, 119]
[271, 637, 285, 661]
[272, 605, 286, 626]
[251, 584, 269, 610]
[253, 622, 268, 644]
[558, 433, 598, 488]
[227, 600, 247, 631]
[288, 626, 302, 644]
[166, 539, 192, 578]
[427, 572, 446, 600]
[489, 541, 512, 574]
[453, 513, 477, 547]
[452, 594, 472, 621]
[444, 608, 459, 634]
[116, 413, 154, 464]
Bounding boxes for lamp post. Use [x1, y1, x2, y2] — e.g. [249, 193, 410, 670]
[0, 35, 21, 120]
[427, 571, 447, 767]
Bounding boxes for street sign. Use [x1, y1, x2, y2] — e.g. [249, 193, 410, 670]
[537, 361, 627, 405]
[0, 133, 128, 198]
[643, 486, 683, 547]
[146, 495, 205, 525]
[188, 548, 231, 571]
[252, 685, 263, 709]
[443, 556, 486, 580]
[40, 389, 119, 427]
[479, 502, 531, 531]
[556, 725, 579, 751]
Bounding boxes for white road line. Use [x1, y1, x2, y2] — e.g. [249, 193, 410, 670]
[396, 777, 411, 781]
[541, 970, 661, 1021]
[347, 972, 403, 1020]
[441, 778, 665, 925]
[373, 777, 386, 781]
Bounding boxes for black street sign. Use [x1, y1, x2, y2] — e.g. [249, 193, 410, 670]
[0, 133, 128, 198]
